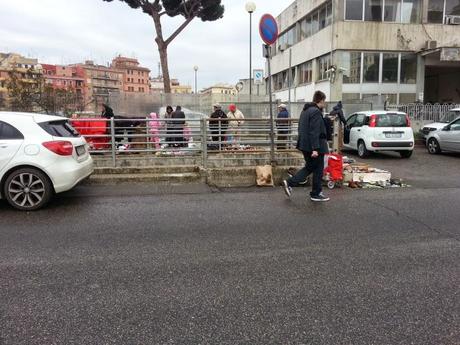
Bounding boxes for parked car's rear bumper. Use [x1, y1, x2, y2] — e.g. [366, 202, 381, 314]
[48, 156, 94, 193]
[368, 141, 414, 151]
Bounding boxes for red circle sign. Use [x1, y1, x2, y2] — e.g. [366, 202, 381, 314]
[259, 14, 279, 46]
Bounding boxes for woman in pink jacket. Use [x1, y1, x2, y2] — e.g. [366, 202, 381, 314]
[149, 112, 161, 150]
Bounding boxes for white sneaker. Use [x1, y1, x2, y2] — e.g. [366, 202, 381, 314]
[282, 180, 292, 198]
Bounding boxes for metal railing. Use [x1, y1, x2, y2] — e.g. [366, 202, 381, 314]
[387, 103, 460, 122]
[70, 117, 303, 168]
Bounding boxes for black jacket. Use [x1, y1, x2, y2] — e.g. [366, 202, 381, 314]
[296, 103, 329, 154]
[170, 110, 185, 128]
[209, 110, 228, 129]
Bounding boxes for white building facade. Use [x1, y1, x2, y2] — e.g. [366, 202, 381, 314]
[269, 0, 460, 105]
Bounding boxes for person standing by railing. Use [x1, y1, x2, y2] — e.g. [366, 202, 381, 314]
[209, 103, 228, 149]
[164, 105, 174, 147]
[149, 112, 160, 150]
[276, 104, 290, 150]
[171, 106, 186, 148]
[227, 104, 245, 147]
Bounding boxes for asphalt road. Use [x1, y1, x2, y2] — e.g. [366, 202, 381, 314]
[1, 148, 459, 345]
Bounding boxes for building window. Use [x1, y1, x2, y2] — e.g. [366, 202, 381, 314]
[300, 17, 312, 39]
[382, 53, 398, 83]
[347, 0, 420, 23]
[318, 55, 331, 81]
[326, 2, 333, 25]
[363, 53, 380, 82]
[311, 12, 319, 34]
[298, 61, 312, 84]
[430, 0, 460, 23]
[384, 0, 401, 22]
[343, 52, 362, 83]
[346, 0, 364, 20]
[400, 53, 417, 84]
[319, 7, 327, 29]
[401, 0, 421, 23]
[365, 0, 383, 21]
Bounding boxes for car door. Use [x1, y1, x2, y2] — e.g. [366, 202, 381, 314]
[349, 113, 366, 149]
[443, 119, 460, 152]
[0, 121, 24, 173]
[344, 114, 357, 146]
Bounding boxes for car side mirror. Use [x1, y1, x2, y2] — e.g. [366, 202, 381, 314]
[443, 125, 451, 131]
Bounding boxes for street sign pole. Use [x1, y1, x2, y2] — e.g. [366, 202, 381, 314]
[259, 14, 279, 165]
[266, 45, 276, 165]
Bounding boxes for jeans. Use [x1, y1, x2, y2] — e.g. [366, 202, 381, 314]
[288, 151, 324, 197]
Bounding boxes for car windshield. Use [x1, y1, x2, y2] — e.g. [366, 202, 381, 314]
[440, 111, 460, 123]
[376, 113, 407, 127]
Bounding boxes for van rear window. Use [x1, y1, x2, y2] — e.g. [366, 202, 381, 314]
[39, 120, 80, 138]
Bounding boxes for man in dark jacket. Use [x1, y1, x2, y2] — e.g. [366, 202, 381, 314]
[282, 91, 330, 202]
[276, 104, 290, 150]
[209, 103, 228, 145]
[171, 106, 186, 147]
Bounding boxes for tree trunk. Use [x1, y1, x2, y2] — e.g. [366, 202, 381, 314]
[157, 41, 171, 94]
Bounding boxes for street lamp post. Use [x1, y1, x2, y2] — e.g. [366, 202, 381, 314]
[246, 2, 256, 116]
[193, 65, 199, 94]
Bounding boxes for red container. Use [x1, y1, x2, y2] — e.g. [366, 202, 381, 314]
[71, 119, 110, 150]
[324, 153, 343, 188]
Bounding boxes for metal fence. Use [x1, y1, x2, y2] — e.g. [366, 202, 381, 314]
[71, 117, 305, 168]
[387, 103, 460, 122]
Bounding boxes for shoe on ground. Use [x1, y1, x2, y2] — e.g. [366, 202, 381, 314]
[310, 194, 330, 202]
[282, 180, 292, 198]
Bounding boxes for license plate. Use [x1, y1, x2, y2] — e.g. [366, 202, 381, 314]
[385, 133, 402, 138]
[76, 145, 86, 156]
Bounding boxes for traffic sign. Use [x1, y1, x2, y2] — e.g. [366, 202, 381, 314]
[253, 69, 264, 85]
[259, 14, 278, 46]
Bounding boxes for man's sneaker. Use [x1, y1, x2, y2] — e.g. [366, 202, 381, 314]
[310, 194, 330, 202]
[282, 180, 292, 198]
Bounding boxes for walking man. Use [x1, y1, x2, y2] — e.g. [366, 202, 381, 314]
[282, 91, 330, 202]
[276, 104, 290, 150]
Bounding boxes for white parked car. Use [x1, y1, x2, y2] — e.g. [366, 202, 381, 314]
[0, 112, 93, 210]
[426, 116, 460, 154]
[420, 108, 460, 140]
[343, 111, 414, 158]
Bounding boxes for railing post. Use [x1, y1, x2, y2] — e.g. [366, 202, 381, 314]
[218, 120, 222, 151]
[201, 118, 207, 169]
[110, 117, 116, 167]
[146, 118, 152, 153]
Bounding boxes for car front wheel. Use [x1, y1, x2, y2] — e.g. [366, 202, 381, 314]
[3, 168, 53, 211]
[427, 138, 441, 154]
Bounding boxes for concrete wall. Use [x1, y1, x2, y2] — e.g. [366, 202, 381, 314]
[277, 0, 330, 32]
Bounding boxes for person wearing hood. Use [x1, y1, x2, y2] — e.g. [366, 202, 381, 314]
[276, 104, 290, 149]
[149, 112, 160, 150]
[171, 106, 186, 147]
[282, 91, 330, 202]
[101, 104, 114, 119]
[209, 103, 228, 146]
[164, 105, 174, 147]
[328, 101, 347, 149]
[227, 104, 245, 145]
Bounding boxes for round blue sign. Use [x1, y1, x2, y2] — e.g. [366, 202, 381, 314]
[259, 14, 279, 46]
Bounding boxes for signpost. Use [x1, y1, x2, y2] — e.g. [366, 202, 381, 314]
[259, 14, 278, 164]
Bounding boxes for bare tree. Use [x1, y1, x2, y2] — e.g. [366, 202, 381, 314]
[102, 0, 224, 93]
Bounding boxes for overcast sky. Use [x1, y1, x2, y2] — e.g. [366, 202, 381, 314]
[0, 0, 292, 89]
